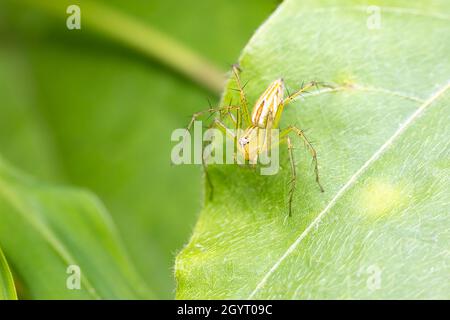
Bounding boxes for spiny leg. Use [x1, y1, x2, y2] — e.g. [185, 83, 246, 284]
[262, 110, 274, 155]
[226, 110, 237, 127]
[286, 136, 297, 217]
[184, 105, 240, 162]
[232, 64, 252, 126]
[214, 118, 243, 166]
[282, 81, 319, 106]
[201, 148, 214, 201]
[202, 119, 237, 200]
[185, 107, 229, 196]
[280, 126, 324, 192]
[212, 118, 236, 141]
[186, 105, 240, 134]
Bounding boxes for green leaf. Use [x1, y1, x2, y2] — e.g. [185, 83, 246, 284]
[0, 156, 153, 299]
[176, 0, 450, 299]
[0, 0, 277, 297]
[0, 246, 17, 300]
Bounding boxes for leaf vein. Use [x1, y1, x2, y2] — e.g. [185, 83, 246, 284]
[300, 84, 425, 103]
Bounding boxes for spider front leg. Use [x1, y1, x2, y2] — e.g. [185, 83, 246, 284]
[280, 125, 324, 193]
[212, 118, 237, 142]
[283, 81, 319, 106]
[232, 64, 252, 127]
[201, 147, 214, 201]
[185, 106, 238, 201]
[185, 105, 240, 133]
[202, 118, 239, 200]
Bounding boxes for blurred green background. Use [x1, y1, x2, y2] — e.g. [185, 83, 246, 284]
[0, 0, 277, 298]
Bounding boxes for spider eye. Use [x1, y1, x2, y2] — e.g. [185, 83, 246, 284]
[239, 137, 250, 146]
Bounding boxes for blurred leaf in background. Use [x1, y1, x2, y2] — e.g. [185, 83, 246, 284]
[176, 0, 450, 299]
[0, 0, 278, 298]
[0, 245, 17, 300]
[0, 156, 152, 299]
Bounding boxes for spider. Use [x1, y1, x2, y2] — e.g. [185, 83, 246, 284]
[186, 65, 324, 216]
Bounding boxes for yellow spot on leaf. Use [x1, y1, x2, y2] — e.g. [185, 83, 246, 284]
[334, 72, 357, 88]
[359, 180, 404, 218]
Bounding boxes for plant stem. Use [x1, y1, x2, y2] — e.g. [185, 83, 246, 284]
[23, 0, 226, 94]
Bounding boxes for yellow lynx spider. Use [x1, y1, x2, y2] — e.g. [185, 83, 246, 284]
[186, 65, 324, 216]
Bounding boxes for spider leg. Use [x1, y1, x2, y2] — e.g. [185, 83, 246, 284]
[286, 136, 297, 217]
[186, 105, 240, 134]
[262, 110, 274, 155]
[282, 81, 319, 106]
[280, 125, 324, 192]
[201, 148, 214, 201]
[232, 64, 252, 126]
[202, 119, 239, 200]
[212, 118, 236, 141]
